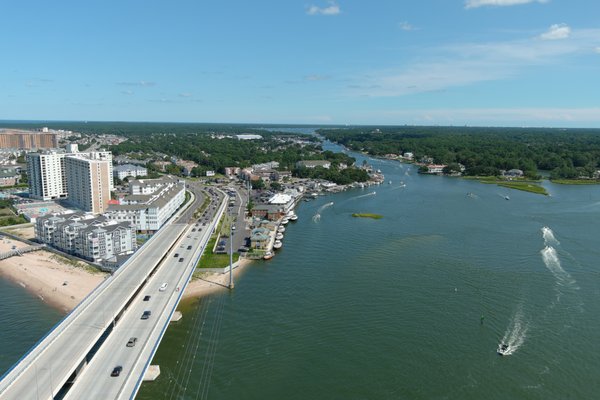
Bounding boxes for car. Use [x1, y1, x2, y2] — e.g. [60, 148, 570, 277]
[143, 295, 151, 301]
[159, 282, 168, 291]
[187, 245, 192, 250]
[141, 311, 151, 319]
[187, 235, 191, 238]
[232, 226, 236, 230]
[126, 337, 137, 347]
[192, 228, 196, 232]
[111, 366, 123, 377]
[174, 253, 179, 258]
[179, 257, 184, 262]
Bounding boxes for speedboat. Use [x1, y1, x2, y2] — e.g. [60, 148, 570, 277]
[505, 195, 510, 200]
[273, 240, 282, 250]
[497, 344, 509, 356]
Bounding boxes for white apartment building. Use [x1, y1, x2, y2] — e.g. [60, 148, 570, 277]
[27, 151, 68, 200]
[35, 212, 136, 264]
[113, 164, 148, 180]
[105, 175, 185, 232]
[27, 150, 113, 212]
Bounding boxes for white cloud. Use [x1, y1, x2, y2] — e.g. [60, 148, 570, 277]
[116, 80, 156, 87]
[304, 74, 331, 81]
[346, 28, 600, 98]
[465, 0, 548, 9]
[307, 1, 340, 16]
[398, 21, 414, 31]
[539, 23, 571, 40]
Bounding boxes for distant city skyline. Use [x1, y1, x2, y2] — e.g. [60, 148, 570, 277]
[2, 0, 600, 127]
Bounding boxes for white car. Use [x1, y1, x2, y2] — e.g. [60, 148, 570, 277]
[159, 283, 168, 292]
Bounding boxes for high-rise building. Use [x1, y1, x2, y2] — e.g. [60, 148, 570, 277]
[26, 151, 68, 200]
[0, 129, 58, 149]
[65, 153, 112, 214]
[27, 150, 113, 213]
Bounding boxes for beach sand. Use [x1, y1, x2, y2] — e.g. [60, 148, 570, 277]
[183, 258, 252, 299]
[0, 249, 107, 313]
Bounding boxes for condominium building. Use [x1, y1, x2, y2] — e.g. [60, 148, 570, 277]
[105, 175, 185, 232]
[65, 153, 112, 214]
[113, 164, 148, 180]
[27, 151, 68, 200]
[35, 212, 136, 264]
[27, 150, 113, 212]
[0, 129, 58, 149]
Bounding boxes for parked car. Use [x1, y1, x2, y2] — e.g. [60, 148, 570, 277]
[126, 337, 137, 347]
[111, 366, 123, 377]
[187, 245, 192, 250]
[174, 253, 179, 258]
[179, 258, 184, 262]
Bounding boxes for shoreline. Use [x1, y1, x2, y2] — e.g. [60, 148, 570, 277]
[0, 248, 253, 314]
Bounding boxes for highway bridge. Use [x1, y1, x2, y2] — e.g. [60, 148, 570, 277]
[0, 185, 227, 400]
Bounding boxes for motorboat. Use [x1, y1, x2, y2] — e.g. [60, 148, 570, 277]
[281, 218, 289, 225]
[497, 343, 509, 356]
[289, 214, 298, 221]
[277, 226, 286, 233]
[263, 251, 273, 260]
[275, 232, 284, 240]
[273, 240, 282, 250]
[505, 195, 510, 200]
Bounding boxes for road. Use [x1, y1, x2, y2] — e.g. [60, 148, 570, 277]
[0, 183, 224, 400]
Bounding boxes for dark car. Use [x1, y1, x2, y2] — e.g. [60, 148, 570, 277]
[141, 310, 151, 320]
[179, 258, 184, 262]
[187, 245, 192, 250]
[126, 337, 137, 347]
[174, 253, 179, 258]
[111, 366, 123, 377]
[192, 228, 196, 232]
[143, 295, 151, 301]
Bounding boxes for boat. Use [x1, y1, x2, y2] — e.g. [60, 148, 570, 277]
[263, 251, 273, 260]
[281, 218, 289, 225]
[275, 232, 284, 240]
[505, 195, 510, 200]
[388, 180, 392, 184]
[289, 214, 298, 221]
[497, 343, 509, 356]
[273, 240, 282, 250]
[277, 226, 286, 233]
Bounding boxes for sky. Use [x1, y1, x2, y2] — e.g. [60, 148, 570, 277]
[1, 0, 600, 127]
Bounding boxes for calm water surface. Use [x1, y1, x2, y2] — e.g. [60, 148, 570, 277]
[2, 135, 600, 399]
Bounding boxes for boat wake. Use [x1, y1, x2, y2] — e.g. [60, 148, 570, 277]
[540, 246, 578, 290]
[498, 307, 529, 356]
[354, 191, 376, 199]
[541, 226, 560, 246]
[313, 202, 334, 223]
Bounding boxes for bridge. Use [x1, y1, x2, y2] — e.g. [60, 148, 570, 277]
[0, 185, 227, 400]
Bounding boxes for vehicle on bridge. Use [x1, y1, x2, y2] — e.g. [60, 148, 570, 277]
[141, 310, 151, 320]
[126, 337, 137, 347]
[159, 282, 168, 291]
[111, 366, 123, 377]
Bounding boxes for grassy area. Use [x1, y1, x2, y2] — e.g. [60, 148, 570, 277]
[192, 192, 211, 219]
[496, 182, 548, 195]
[49, 254, 103, 274]
[352, 213, 383, 219]
[550, 179, 600, 185]
[468, 176, 548, 195]
[195, 213, 239, 272]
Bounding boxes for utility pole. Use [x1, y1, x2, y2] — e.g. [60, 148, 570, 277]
[228, 210, 234, 289]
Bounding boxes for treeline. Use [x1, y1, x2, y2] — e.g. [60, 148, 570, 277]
[319, 126, 600, 179]
[294, 165, 369, 185]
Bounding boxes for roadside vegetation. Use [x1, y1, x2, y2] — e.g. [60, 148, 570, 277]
[195, 214, 239, 273]
[0, 199, 28, 227]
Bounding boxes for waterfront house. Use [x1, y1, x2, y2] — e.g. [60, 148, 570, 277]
[427, 164, 447, 174]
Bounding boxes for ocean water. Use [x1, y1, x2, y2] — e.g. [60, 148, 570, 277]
[2, 138, 600, 399]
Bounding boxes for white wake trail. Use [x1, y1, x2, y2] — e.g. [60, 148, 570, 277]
[541, 226, 560, 246]
[540, 246, 578, 290]
[498, 307, 529, 356]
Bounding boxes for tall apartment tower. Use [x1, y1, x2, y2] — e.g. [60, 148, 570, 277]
[65, 153, 112, 214]
[26, 152, 68, 200]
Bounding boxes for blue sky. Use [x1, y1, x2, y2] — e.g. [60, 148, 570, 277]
[1, 0, 600, 127]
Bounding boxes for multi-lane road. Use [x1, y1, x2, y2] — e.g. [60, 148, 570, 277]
[0, 184, 227, 400]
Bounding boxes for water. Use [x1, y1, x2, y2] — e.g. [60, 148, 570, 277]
[3, 134, 600, 399]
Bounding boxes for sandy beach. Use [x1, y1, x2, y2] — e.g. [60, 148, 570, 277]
[0, 231, 253, 313]
[183, 258, 252, 299]
[0, 249, 107, 313]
